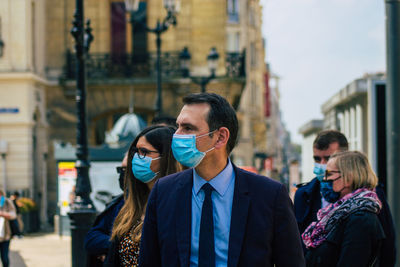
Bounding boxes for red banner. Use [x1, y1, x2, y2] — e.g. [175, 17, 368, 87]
[264, 73, 271, 117]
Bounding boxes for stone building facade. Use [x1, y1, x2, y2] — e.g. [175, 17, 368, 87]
[0, 0, 268, 226]
[0, 0, 49, 225]
[299, 73, 387, 185]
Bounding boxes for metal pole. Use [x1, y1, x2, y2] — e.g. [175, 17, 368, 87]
[68, 1, 96, 266]
[156, 21, 163, 116]
[1, 154, 6, 193]
[385, 0, 400, 265]
[41, 153, 48, 227]
[131, 12, 135, 65]
[201, 78, 207, 93]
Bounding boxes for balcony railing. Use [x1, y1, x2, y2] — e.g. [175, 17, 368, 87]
[63, 50, 245, 80]
[226, 52, 245, 78]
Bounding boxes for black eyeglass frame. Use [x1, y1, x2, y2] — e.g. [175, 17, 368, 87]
[131, 147, 160, 159]
[323, 170, 341, 181]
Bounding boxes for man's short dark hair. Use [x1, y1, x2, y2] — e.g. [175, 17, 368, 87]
[151, 116, 177, 127]
[182, 93, 238, 154]
[313, 130, 348, 151]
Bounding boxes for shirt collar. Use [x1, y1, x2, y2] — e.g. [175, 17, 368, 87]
[193, 158, 234, 197]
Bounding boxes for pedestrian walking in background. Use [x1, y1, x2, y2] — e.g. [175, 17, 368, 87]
[294, 130, 396, 266]
[104, 125, 182, 266]
[0, 189, 16, 267]
[10, 192, 23, 236]
[303, 151, 385, 266]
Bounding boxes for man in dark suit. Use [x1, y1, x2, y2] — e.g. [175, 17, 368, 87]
[294, 130, 396, 266]
[139, 93, 305, 267]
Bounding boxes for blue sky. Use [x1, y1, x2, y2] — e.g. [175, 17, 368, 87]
[262, 0, 386, 143]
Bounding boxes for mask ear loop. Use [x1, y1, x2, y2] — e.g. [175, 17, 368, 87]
[196, 129, 218, 139]
[198, 129, 219, 153]
[204, 147, 215, 153]
[147, 157, 161, 182]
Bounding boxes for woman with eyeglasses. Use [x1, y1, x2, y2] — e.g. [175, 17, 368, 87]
[104, 125, 183, 267]
[302, 151, 385, 267]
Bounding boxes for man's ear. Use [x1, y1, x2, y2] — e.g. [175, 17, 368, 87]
[214, 127, 230, 150]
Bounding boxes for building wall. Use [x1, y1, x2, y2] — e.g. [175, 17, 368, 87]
[300, 133, 318, 183]
[321, 73, 385, 176]
[0, 0, 49, 228]
[1, 0, 264, 225]
[0, 74, 48, 192]
[232, 0, 267, 168]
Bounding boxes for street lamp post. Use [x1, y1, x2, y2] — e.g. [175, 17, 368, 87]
[385, 0, 400, 264]
[180, 47, 219, 93]
[68, 1, 96, 267]
[125, 0, 179, 116]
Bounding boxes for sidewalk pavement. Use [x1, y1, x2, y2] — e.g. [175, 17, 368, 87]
[10, 232, 71, 267]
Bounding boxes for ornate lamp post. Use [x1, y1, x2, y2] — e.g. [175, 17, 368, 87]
[180, 47, 220, 93]
[125, 0, 179, 116]
[68, 1, 96, 266]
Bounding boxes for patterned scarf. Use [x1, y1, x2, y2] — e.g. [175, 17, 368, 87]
[302, 188, 381, 249]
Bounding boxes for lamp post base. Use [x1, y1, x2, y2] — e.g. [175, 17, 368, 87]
[68, 206, 97, 267]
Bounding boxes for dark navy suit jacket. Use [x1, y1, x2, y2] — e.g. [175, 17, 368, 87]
[139, 165, 305, 267]
[84, 194, 124, 266]
[294, 177, 396, 266]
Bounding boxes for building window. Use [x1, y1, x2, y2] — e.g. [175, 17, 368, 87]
[251, 82, 257, 111]
[226, 32, 240, 52]
[249, 6, 256, 26]
[227, 0, 239, 23]
[32, 1, 36, 71]
[111, 2, 127, 54]
[250, 42, 257, 67]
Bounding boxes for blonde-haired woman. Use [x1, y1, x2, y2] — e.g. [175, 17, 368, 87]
[302, 151, 385, 267]
[104, 125, 182, 266]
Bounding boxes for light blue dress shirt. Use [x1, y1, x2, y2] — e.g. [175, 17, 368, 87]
[190, 159, 236, 267]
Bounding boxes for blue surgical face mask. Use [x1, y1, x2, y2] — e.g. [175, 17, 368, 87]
[131, 153, 160, 183]
[171, 131, 216, 168]
[0, 196, 4, 208]
[313, 163, 327, 181]
[320, 179, 341, 203]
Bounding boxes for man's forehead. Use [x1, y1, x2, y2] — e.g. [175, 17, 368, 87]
[313, 142, 340, 155]
[177, 103, 210, 124]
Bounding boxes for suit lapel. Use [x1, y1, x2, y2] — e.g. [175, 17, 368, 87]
[227, 166, 250, 267]
[175, 169, 193, 267]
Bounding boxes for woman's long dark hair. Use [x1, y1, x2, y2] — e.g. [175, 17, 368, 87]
[111, 125, 181, 241]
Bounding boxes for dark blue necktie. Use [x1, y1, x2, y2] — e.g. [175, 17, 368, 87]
[198, 183, 215, 267]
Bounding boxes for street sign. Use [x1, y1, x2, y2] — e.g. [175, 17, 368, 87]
[0, 108, 19, 114]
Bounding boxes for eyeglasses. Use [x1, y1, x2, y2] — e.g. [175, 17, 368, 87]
[325, 170, 340, 178]
[323, 170, 341, 181]
[132, 147, 160, 159]
[313, 155, 331, 163]
[116, 166, 126, 174]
